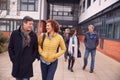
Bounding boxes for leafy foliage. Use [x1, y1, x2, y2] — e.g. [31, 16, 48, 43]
[0, 32, 8, 53]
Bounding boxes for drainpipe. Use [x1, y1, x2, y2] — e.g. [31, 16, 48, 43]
[39, 0, 42, 21]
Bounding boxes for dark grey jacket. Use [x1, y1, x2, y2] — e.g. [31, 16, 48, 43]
[8, 27, 38, 78]
[84, 31, 99, 50]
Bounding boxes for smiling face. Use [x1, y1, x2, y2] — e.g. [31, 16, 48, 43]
[23, 21, 33, 33]
[46, 22, 54, 33]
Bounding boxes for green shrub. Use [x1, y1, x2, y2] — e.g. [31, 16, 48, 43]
[0, 32, 8, 53]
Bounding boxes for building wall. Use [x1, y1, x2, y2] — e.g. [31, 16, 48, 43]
[98, 39, 120, 62]
[79, 35, 120, 62]
[0, 0, 48, 36]
[0, 0, 47, 20]
[79, 0, 119, 23]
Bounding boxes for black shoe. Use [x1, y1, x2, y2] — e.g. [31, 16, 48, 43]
[70, 68, 74, 72]
[82, 66, 86, 70]
[90, 70, 93, 73]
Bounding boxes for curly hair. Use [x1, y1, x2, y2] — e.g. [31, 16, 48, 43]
[46, 19, 60, 32]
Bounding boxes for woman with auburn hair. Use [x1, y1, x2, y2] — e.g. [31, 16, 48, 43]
[37, 20, 46, 37]
[38, 19, 66, 80]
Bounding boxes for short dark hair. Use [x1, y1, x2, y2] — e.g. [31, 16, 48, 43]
[46, 19, 59, 32]
[70, 29, 76, 36]
[22, 16, 34, 25]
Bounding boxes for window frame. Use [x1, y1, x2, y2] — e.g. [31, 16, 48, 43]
[20, 0, 38, 11]
[0, 0, 8, 10]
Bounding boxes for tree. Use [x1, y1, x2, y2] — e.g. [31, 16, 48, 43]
[0, 32, 8, 53]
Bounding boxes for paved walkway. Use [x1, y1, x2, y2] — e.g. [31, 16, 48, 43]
[0, 43, 120, 80]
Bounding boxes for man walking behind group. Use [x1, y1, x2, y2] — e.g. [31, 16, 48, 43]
[63, 28, 70, 62]
[83, 25, 99, 73]
[8, 16, 38, 80]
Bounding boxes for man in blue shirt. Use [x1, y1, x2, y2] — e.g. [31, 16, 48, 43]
[83, 25, 99, 73]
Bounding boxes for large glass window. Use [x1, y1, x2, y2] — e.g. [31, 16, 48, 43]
[49, 3, 78, 21]
[20, 0, 38, 11]
[49, 3, 79, 29]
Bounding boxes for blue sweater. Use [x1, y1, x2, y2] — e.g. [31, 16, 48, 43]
[84, 31, 99, 50]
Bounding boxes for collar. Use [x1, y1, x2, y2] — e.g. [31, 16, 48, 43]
[18, 26, 33, 36]
[46, 32, 57, 38]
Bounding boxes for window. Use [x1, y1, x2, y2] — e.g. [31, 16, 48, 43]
[82, 0, 85, 12]
[63, 12, 69, 16]
[20, 0, 38, 11]
[114, 23, 120, 40]
[106, 11, 114, 18]
[87, 0, 91, 8]
[58, 12, 63, 16]
[0, 25, 6, 31]
[99, 0, 101, 5]
[115, 8, 120, 17]
[0, 0, 8, 10]
[106, 24, 114, 39]
[93, 0, 96, 2]
[78, 5, 81, 16]
[0, 20, 9, 31]
[62, 25, 67, 28]
[68, 25, 73, 28]
[53, 11, 57, 15]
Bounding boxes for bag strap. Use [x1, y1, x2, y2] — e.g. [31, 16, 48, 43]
[41, 33, 46, 49]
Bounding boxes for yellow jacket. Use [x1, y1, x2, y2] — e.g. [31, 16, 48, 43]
[38, 32, 66, 62]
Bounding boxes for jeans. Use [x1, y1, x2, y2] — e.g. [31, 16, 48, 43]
[83, 49, 96, 70]
[40, 59, 58, 80]
[16, 78, 30, 80]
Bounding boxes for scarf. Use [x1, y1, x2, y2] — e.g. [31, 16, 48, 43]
[68, 36, 78, 58]
[21, 26, 31, 47]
